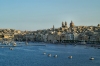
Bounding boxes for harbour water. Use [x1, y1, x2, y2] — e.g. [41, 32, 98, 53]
[0, 42, 100, 66]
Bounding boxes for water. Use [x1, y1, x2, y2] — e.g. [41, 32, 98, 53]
[0, 42, 100, 66]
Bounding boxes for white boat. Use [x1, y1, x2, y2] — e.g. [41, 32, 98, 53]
[13, 42, 17, 46]
[54, 55, 57, 57]
[48, 54, 51, 57]
[9, 47, 13, 50]
[25, 42, 28, 45]
[90, 57, 94, 60]
[43, 52, 46, 55]
[68, 56, 72, 59]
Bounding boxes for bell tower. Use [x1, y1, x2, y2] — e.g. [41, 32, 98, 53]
[62, 21, 65, 27]
[65, 21, 68, 28]
[53, 25, 55, 31]
[70, 20, 74, 27]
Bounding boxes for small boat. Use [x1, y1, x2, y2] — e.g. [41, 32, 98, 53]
[9, 47, 13, 50]
[25, 42, 28, 45]
[48, 54, 51, 57]
[43, 52, 46, 55]
[68, 56, 72, 59]
[54, 55, 57, 57]
[13, 42, 17, 47]
[90, 57, 94, 60]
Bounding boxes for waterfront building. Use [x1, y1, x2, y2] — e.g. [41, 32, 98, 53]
[0, 21, 99, 43]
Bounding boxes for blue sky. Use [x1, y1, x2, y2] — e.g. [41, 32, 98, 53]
[0, 0, 100, 31]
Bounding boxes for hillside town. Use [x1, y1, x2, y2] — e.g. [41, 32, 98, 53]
[0, 21, 100, 44]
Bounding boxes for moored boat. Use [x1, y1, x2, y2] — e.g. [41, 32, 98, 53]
[68, 56, 72, 59]
[90, 57, 94, 60]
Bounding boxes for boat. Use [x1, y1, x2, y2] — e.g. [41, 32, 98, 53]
[13, 42, 17, 46]
[25, 42, 28, 45]
[48, 54, 51, 57]
[90, 57, 94, 60]
[25, 36, 28, 45]
[54, 55, 57, 57]
[9, 47, 13, 50]
[43, 52, 46, 55]
[68, 56, 72, 59]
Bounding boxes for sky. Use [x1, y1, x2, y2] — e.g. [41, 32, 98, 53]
[0, 0, 100, 31]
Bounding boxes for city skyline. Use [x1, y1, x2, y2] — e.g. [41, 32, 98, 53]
[0, 0, 100, 31]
